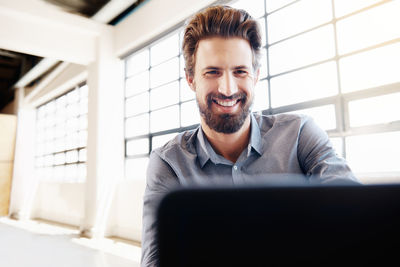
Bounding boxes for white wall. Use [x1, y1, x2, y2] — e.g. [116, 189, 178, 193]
[105, 179, 146, 242]
[8, 0, 217, 243]
[115, 0, 218, 57]
[31, 182, 85, 226]
[0, 0, 105, 64]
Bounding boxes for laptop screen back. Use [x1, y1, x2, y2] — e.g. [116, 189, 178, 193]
[157, 184, 400, 267]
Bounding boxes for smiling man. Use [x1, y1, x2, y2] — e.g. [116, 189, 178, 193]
[189, 37, 256, 162]
[141, 5, 359, 267]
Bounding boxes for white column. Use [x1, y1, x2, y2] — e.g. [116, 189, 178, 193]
[9, 88, 37, 220]
[81, 26, 125, 238]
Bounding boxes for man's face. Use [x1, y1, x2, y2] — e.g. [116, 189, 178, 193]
[186, 37, 259, 134]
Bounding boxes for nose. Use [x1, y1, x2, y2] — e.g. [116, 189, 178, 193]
[218, 72, 238, 96]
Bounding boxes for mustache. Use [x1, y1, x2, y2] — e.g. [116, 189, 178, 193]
[206, 92, 247, 101]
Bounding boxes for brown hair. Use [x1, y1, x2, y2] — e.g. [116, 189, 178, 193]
[183, 5, 262, 77]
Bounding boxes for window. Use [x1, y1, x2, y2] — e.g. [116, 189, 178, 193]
[124, 29, 199, 180]
[35, 83, 88, 182]
[124, 0, 400, 183]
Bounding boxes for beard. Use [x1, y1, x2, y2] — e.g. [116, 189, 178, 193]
[196, 91, 253, 134]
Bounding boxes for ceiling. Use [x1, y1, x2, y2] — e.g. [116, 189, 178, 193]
[0, 0, 145, 111]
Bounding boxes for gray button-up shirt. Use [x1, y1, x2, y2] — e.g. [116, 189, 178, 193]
[141, 113, 359, 266]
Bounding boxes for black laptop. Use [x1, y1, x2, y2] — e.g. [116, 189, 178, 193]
[157, 184, 400, 267]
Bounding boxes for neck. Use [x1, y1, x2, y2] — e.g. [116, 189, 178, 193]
[201, 116, 251, 163]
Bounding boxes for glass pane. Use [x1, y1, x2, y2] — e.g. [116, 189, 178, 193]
[339, 42, 400, 93]
[54, 138, 65, 153]
[179, 30, 184, 53]
[36, 118, 46, 131]
[180, 79, 195, 101]
[180, 55, 185, 78]
[259, 48, 268, 79]
[77, 163, 86, 182]
[67, 103, 79, 118]
[346, 131, 400, 174]
[44, 154, 54, 167]
[336, 1, 400, 55]
[126, 138, 149, 156]
[152, 133, 178, 150]
[126, 49, 149, 77]
[54, 165, 65, 180]
[38, 106, 46, 118]
[78, 114, 87, 130]
[285, 105, 336, 131]
[125, 157, 149, 180]
[66, 150, 78, 163]
[55, 106, 67, 124]
[80, 84, 88, 98]
[150, 57, 179, 88]
[181, 100, 200, 127]
[151, 33, 180, 66]
[150, 105, 179, 133]
[126, 92, 149, 117]
[45, 114, 55, 128]
[46, 102, 55, 115]
[125, 71, 149, 97]
[79, 148, 86, 162]
[268, 0, 332, 44]
[258, 17, 267, 47]
[266, 0, 295, 13]
[54, 152, 65, 165]
[349, 93, 400, 127]
[55, 96, 66, 110]
[78, 130, 87, 148]
[45, 127, 54, 142]
[67, 89, 79, 104]
[66, 132, 78, 150]
[54, 123, 65, 138]
[270, 61, 338, 107]
[55, 111, 68, 127]
[65, 164, 78, 182]
[329, 137, 343, 158]
[79, 97, 88, 115]
[253, 79, 269, 112]
[269, 25, 335, 75]
[150, 81, 179, 110]
[125, 113, 149, 138]
[66, 117, 79, 134]
[334, 0, 382, 18]
[231, 0, 265, 18]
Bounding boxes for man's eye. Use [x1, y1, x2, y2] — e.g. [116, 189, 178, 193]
[205, 70, 219, 75]
[234, 70, 248, 76]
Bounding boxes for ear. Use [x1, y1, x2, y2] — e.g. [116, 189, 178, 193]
[185, 71, 196, 92]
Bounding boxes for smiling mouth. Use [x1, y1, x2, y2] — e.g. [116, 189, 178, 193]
[213, 99, 240, 107]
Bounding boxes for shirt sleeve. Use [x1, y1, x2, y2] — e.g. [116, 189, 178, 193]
[141, 151, 180, 267]
[297, 117, 361, 185]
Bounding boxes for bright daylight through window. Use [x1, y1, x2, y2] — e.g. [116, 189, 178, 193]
[35, 84, 88, 182]
[124, 0, 400, 183]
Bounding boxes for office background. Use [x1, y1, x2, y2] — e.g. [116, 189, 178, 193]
[0, 0, 399, 264]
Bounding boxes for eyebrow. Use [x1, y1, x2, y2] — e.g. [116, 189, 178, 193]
[232, 65, 251, 70]
[202, 65, 251, 71]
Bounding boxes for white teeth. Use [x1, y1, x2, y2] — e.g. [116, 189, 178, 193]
[216, 100, 237, 107]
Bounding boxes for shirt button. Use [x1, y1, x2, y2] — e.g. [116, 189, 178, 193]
[233, 165, 238, 171]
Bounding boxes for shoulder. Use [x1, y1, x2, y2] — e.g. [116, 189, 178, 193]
[252, 112, 311, 133]
[152, 127, 199, 164]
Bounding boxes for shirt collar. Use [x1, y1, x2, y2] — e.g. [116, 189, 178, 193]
[196, 113, 263, 168]
[248, 113, 263, 157]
